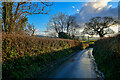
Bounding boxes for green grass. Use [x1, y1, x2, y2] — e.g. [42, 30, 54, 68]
[81, 40, 95, 44]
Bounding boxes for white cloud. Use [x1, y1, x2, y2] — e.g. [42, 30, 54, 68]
[74, 0, 118, 27]
[88, 0, 112, 2]
[72, 6, 75, 8]
[77, 9, 79, 12]
[72, 0, 118, 34]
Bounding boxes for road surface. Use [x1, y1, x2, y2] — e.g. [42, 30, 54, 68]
[37, 48, 97, 78]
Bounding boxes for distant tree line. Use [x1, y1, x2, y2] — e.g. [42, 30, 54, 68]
[47, 12, 119, 39]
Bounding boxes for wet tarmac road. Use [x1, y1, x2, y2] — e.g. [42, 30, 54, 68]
[46, 48, 97, 78]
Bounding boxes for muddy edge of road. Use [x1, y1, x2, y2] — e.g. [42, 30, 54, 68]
[88, 48, 104, 79]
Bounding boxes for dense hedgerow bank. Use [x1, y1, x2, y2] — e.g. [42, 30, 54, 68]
[2, 34, 84, 79]
[93, 34, 120, 79]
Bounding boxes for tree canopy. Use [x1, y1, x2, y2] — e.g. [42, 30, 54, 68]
[47, 12, 68, 33]
[47, 12, 79, 38]
[1, 1, 53, 35]
[82, 16, 117, 37]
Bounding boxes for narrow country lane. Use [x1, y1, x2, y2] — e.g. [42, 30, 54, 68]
[39, 48, 97, 78]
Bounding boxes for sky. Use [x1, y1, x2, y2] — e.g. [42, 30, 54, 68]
[27, 1, 119, 35]
[28, 2, 85, 35]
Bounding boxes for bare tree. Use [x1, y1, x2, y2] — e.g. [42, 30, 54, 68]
[25, 23, 36, 36]
[47, 12, 68, 34]
[82, 16, 117, 38]
[67, 16, 79, 36]
[1, 1, 53, 34]
[47, 13, 79, 37]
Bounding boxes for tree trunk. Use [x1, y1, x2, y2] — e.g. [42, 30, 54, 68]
[12, 22, 16, 34]
[3, 2, 8, 33]
[9, 2, 13, 33]
[98, 30, 104, 38]
[31, 30, 34, 36]
[10, 2, 13, 33]
[99, 33, 104, 38]
[66, 22, 69, 33]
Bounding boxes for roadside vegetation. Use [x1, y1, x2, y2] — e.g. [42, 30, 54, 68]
[1, 2, 90, 79]
[93, 34, 120, 79]
[2, 34, 88, 79]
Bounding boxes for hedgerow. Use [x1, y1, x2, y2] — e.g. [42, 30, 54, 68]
[93, 34, 120, 79]
[2, 34, 84, 79]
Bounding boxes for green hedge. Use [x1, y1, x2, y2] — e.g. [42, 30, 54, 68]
[2, 34, 84, 79]
[93, 34, 120, 79]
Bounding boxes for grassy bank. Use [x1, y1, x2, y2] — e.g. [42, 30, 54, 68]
[2, 34, 85, 79]
[93, 34, 120, 79]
